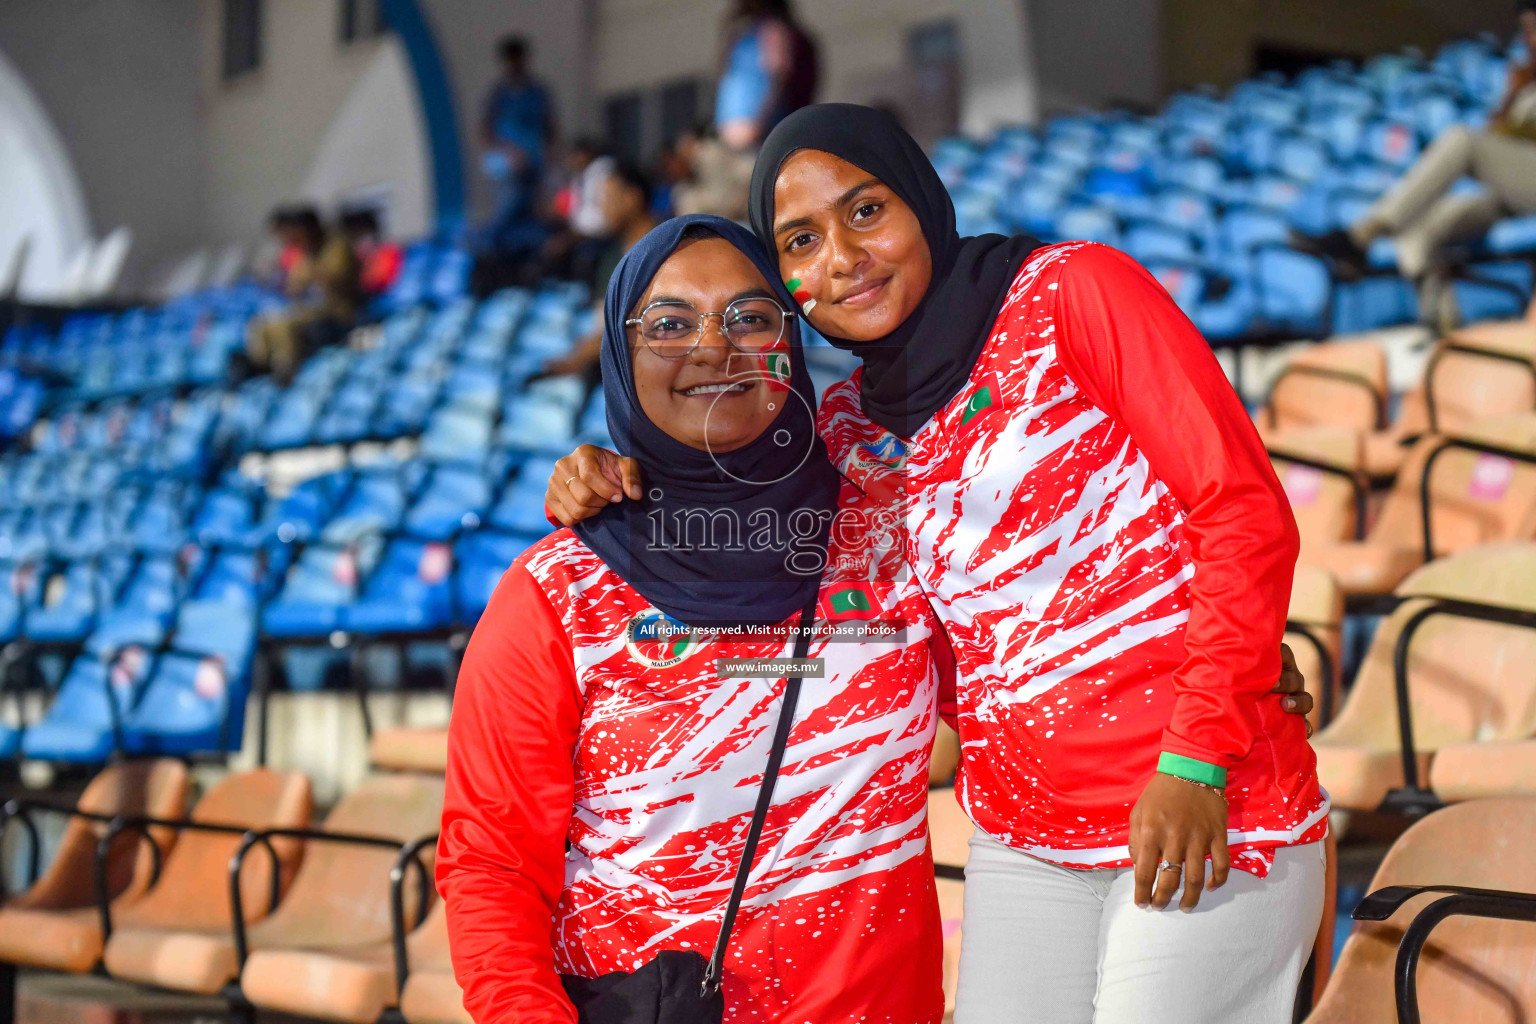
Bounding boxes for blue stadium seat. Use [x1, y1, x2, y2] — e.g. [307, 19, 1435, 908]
[261, 537, 380, 638]
[120, 598, 257, 756]
[454, 530, 539, 622]
[403, 466, 493, 540]
[20, 648, 152, 763]
[24, 562, 105, 643]
[340, 538, 455, 635]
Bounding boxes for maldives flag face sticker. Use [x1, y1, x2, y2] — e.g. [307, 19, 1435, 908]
[821, 581, 880, 621]
[961, 373, 1004, 428]
[786, 277, 817, 314]
[761, 349, 792, 392]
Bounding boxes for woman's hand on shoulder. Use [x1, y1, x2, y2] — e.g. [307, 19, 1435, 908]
[545, 445, 643, 527]
[1128, 772, 1230, 913]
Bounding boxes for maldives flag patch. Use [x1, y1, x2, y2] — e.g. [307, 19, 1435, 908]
[821, 581, 880, 621]
[960, 373, 1004, 428]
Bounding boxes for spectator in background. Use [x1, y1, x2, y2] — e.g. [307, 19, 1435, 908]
[715, 0, 819, 149]
[247, 207, 362, 384]
[545, 138, 616, 284]
[340, 209, 403, 299]
[260, 206, 305, 291]
[479, 35, 555, 259]
[1295, 1, 1536, 326]
[545, 161, 660, 381]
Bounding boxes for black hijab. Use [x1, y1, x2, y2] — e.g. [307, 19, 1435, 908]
[573, 214, 839, 629]
[749, 103, 1042, 439]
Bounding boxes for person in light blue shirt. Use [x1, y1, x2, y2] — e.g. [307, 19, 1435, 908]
[714, 0, 818, 150]
[479, 35, 555, 256]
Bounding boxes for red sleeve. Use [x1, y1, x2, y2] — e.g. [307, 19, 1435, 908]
[437, 565, 582, 1024]
[1050, 244, 1300, 778]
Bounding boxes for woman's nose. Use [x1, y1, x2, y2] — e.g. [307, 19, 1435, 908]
[826, 225, 868, 278]
[688, 316, 733, 366]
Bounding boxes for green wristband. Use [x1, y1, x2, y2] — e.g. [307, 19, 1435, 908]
[1157, 752, 1227, 789]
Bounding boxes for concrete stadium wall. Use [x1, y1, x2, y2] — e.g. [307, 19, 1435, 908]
[195, 0, 391, 244]
[0, 0, 205, 294]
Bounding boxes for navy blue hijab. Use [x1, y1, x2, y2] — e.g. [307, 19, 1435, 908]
[572, 214, 840, 629]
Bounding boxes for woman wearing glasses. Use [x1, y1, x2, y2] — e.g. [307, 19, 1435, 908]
[546, 105, 1326, 1024]
[438, 215, 954, 1023]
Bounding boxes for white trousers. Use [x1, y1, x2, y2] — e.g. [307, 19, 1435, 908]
[954, 834, 1326, 1024]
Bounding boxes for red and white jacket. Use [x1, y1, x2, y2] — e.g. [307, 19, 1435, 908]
[438, 482, 949, 1024]
[818, 242, 1327, 875]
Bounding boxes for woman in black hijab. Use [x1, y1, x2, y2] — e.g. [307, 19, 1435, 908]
[545, 106, 1324, 1024]
[745, 103, 1325, 1024]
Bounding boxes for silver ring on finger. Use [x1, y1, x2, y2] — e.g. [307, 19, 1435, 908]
[1158, 859, 1181, 873]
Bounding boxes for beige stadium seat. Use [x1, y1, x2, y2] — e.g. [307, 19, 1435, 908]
[396, 905, 471, 1024]
[100, 768, 312, 990]
[1257, 339, 1388, 439]
[1307, 797, 1536, 1024]
[1426, 319, 1536, 433]
[1285, 565, 1344, 731]
[235, 774, 443, 1023]
[1429, 739, 1536, 802]
[1311, 543, 1536, 812]
[1269, 429, 1368, 555]
[96, 773, 441, 1003]
[0, 759, 188, 974]
[1301, 414, 1536, 597]
[368, 725, 448, 773]
[239, 904, 455, 1024]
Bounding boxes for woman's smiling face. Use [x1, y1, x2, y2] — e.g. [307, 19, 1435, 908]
[630, 236, 784, 453]
[771, 149, 933, 342]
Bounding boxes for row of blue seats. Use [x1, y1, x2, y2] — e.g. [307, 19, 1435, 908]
[932, 36, 1535, 338]
[1, 548, 257, 762]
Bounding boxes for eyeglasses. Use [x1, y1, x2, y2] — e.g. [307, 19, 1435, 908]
[625, 297, 794, 358]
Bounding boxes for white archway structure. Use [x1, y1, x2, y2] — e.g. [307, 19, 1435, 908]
[0, 47, 91, 300]
[299, 37, 432, 241]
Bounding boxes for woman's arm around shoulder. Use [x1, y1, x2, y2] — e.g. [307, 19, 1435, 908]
[437, 564, 584, 1024]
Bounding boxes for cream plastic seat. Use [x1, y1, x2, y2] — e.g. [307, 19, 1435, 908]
[1285, 565, 1344, 730]
[1307, 797, 1536, 1024]
[0, 759, 188, 974]
[396, 904, 471, 1024]
[1430, 738, 1536, 802]
[100, 768, 312, 991]
[1311, 543, 1536, 811]
[235, 773, 444, 1022]
[1270, 428, 1368, 556]
[1266, 323, 1536, 483]
[1256, 338, 1389, 440]
[1301, 415, 1536, 597]
[368, 725, 448, 773]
